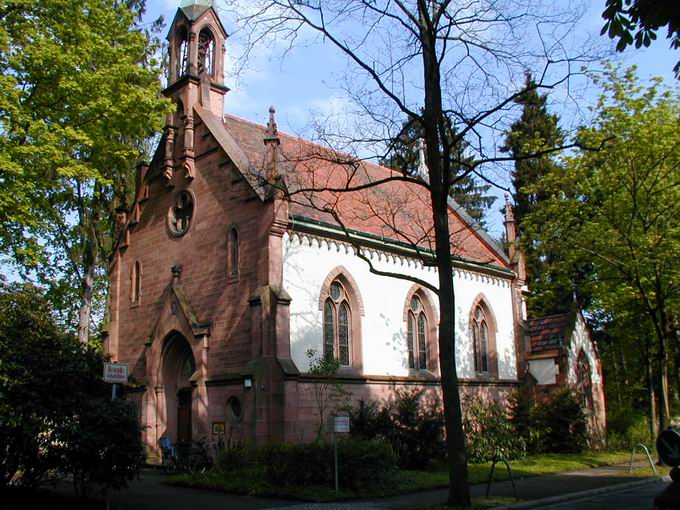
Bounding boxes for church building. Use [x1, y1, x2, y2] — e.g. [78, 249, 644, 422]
[104, 0, 606, 460]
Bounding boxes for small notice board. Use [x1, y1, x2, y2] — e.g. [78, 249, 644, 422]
[334, 415, 350, 433]
[103, 362, 129, 384]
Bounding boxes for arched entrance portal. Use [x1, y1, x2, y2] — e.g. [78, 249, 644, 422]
[161, 334, 196, 444]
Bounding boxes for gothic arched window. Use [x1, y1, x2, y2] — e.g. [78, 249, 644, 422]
[472, 305, 489, 373]
[407, 295, 429, 370]
[323, 280, 352, 366]
[228, 227, 239, 277]
[197, 28, 215, 76]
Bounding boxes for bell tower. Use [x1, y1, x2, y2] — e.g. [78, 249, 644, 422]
[162, 0, 228, 182]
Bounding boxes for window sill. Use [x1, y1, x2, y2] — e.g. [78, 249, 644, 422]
[408, 369, 438, 381]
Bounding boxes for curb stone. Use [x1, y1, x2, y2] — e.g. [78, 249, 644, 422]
[491, 476, 671, 510]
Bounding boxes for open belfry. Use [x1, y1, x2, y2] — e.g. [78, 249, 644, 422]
[104, 0, 605, 461]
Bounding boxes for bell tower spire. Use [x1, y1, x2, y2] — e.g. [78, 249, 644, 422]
[164, 0, 228, 115]
[162, 0, 229, 184]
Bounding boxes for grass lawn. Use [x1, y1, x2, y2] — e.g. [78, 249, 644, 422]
[167, 451, 639, 502]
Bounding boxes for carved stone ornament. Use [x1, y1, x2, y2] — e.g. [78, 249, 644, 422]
[167, 190, 195, 237]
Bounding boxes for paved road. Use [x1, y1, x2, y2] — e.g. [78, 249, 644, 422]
[540, 478, 670, 510]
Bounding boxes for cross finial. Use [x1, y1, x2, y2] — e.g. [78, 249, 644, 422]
[171, 264, 182, 284]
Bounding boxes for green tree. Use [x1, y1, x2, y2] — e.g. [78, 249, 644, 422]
[601, 0, 680, 76]
[382, 118, 496, 227]
[0, 0, 172, 342]
[501, 73, 573, 316]
[524, 65, 680, 432]
[0, 281, 142, 491]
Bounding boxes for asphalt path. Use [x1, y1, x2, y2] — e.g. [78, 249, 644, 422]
[539, 477, 671, 510]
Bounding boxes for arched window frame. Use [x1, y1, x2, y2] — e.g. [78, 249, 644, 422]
[403, 285, 439, 374]
[318, 267, 364, 371]
[469, 295, 498, 378]
[197, 26, 215, 76]
[130, 260, 142, 307]
[575, 349, 594, 412]
[227, 226, 239, 278]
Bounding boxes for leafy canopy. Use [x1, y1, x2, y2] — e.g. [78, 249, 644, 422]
[0, 0, 171, 330]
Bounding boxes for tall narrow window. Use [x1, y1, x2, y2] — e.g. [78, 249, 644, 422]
[472, 305, 490, 374]
[197, 28, 215, 76]
[176, 28, 188, 77]
[228, 227, 239, 277]
[322, 280, 352, 366]
[406, 294, 429, 370]
[131, 260, 141, 306]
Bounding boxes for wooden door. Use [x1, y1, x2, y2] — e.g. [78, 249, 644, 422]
[177, 388, 192, 443]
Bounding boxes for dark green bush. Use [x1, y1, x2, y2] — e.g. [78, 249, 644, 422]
[348, 390, 446, 470]
[606, 408, 652, 450]
[258, 438, 395, 489]
[540, 389, 589, 453]
[216, 446, 247, 472]
[463, 396, 526, 462]
[0, 283, 142, 492]
[508, 387, 547, 453]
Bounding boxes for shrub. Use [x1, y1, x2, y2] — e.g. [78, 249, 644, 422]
[258, 438, 395, 489]
[463, 396, 526, 463]
[216, 446, 247, 472]
[606, 410, 652, 450]
[508, 387, 546, 454]
[348, 389, 446, 470]
[0, 283, 142, 491]
[540, 389, 589, 453]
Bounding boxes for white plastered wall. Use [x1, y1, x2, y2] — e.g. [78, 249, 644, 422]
[566, 314, 601, 385]
[283, 232, 518, 380]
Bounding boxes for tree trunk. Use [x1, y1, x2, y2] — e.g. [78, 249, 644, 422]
[644, 335, 657, 440]
[609, 350, 622, 404]
[657, 339, 670, 432]
[78, 261, 96, 345]
[419, 4, 470, 505]
[619, 349, 630, 387]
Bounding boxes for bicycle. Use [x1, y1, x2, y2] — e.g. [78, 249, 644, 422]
[186, 436, 219, 474]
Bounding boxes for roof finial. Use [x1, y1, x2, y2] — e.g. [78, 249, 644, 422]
[417, 138, 428, 178]
[504, 193, 515, 223]
[266, 105, 278, 137]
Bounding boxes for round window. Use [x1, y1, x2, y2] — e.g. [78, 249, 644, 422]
[228, 397, 242, 420]
[411, 296, 421, 312]
[168, 190, 194, 236]
[330, 281, 343, 301]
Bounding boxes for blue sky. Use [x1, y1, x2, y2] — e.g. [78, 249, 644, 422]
[145, 0, 678, 236]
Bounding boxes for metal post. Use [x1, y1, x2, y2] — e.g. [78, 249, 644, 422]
[111, 383, 117, 401]
[334, 432, 339, 495]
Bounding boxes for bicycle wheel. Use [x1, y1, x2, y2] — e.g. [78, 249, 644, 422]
[187, 455, 206, 475]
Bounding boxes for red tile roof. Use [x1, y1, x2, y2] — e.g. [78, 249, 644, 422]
[221, 113, 509, 269]
[528, 313, 574, 353]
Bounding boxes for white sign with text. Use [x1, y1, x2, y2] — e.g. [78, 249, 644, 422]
[103, 362, 129, 384]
